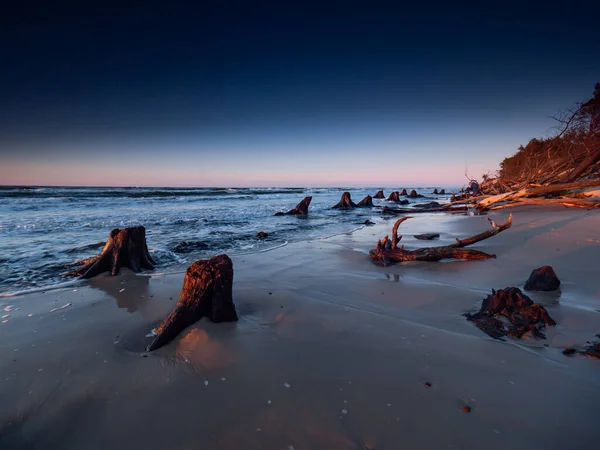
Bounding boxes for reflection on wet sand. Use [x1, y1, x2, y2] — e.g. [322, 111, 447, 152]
[176, 328, 237, 370]
[88, 272, 151, 314]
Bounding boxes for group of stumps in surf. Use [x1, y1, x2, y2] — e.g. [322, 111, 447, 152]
[62, 189, 600, 359]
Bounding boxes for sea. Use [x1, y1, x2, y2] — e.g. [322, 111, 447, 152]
[0, 186, 454, 295]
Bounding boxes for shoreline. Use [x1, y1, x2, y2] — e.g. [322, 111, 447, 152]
[1, 206, 599, 449]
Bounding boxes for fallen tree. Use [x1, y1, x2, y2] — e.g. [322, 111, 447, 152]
[369, 214, 512, 266]
[274, 196, 312, 215]
[332, 192, 356, 209]
[67, 226, 155, 278]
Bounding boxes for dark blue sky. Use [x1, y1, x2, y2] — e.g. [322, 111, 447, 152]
[1, 1, 598, 186]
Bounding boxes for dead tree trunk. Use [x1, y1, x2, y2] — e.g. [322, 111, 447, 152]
[433, 189, 439, 194]
[148, 255, 237, 351]
[67, 226, 155, 278]
[332, 192, 356, 209]
[357, 195, 374, 207]
[275, 196, 312, 215]
[369, 215, 513, 266]
[400, 189, 408, 196]
[386, 191, 400, 202]
[439, 189, 446, 195]
[560, 148, 600, 183]
[373, 190, 385, 198]
[408, 189, 420, 198]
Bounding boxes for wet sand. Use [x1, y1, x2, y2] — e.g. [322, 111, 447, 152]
[1, 206, 599, 449]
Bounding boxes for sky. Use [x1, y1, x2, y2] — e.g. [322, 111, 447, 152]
[1, 1, 599, 187]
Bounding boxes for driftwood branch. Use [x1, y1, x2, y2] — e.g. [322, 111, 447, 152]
[370, 215, 513, 266]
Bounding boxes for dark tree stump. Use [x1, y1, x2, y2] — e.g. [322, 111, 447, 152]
[373, 190, 385, 199]
[408, 189, 421, 198]
[464, 287, 556, 340]
[386, 191, 400, 202]
[332, 192, 356, 209]
[400, 189, 408, 196]
[275, 196, 312, 215]
[433, 189, 439, 195]
[148, 255, 237, 351]
[357, 195, 374, 207]
[439, 189, 446, 195]
[256, 231, 268, 239]
[67, 226, 155, 278]
[524, 266, 560, 291]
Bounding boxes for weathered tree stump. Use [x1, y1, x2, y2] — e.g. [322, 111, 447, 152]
[67, 226, 155, 278]
[357, 195, 374, 207]
[373, 190, 385, 199]
[148, 254, 238, 351]
[524, 266, 560, 291]
[439, 189, 446, 195]
[274, 196, 312, 215]
[433, 188, 439, 195]
[256, 231, 269, 239]
[408, 189, 420, 198]
[464, 287, 556, 340]
[400, 189, 408, 196]
[386, 191, 400, 202]
[332, 192, 356, 209]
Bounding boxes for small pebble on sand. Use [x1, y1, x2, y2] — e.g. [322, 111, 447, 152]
[267, 400, 272, 404]
[204, 380, 209, 386]
[424, 382, 432, 388]
[461, 405, 471, 413]
[341, 409, 348, 414]
[119, 288, 125, 292]
[221, 377, 226, 381]
[284, 382, 291, 388]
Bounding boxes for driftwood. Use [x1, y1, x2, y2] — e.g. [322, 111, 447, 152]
[67, 226, 155, 278]
[357, 195, 374, 207]
[414, 233, 440, 240]
[148, 255, 238, 351]
[275, 196, 312, 215]
[386, 191, 400, 202]
[488, 197, 600, 210]
[400, 189, 408, 196]
[464, 287, 556, 340]
[373, 190, 385, 199]
[560, 148, 600, 183]
[370, 214, 512, 266]
[332, 192, 356, 209]
[477, 178, 600, 210]
[524, 266, 560, 291]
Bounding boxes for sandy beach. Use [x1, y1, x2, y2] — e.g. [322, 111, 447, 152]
[1, 206, 599, 449]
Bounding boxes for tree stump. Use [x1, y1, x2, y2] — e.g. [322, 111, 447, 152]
[408, 189, 420, 198]
[433, 188, 439, 195]
[386, 191, 400, 202]
[524, 266, 560, 291]
[373, 190, 385, 199]
[400, 189, 408, 196]
[439, 189, 446, 195]
[67, 226, 155, 278]
[332, 192, 356, 209]
[148, 255, 237, 351]
[274, 196, 312, 215]
[357, 195, 374, 207]
[464, 287, 556, 340]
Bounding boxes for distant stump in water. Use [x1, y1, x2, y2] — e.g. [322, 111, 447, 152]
[373, 190, 385, 199]
[433, 188, 439, 195]
[524, 266, 560, 291]
[332, 192, 356, 209]
[439, 189, 446, 195]
[400, 189, 408, 196]
[464, 287, 556, 340]
[67, 226, 155, 278]
[414, 233, 440, 240]
[148, 254, 238, 351]
[256, 231, 269, 239]
[275, 196, 312, 215]
[408, 189, 422, 198]
[357, 195, 374, 207]
[386, 191, 401, 202]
